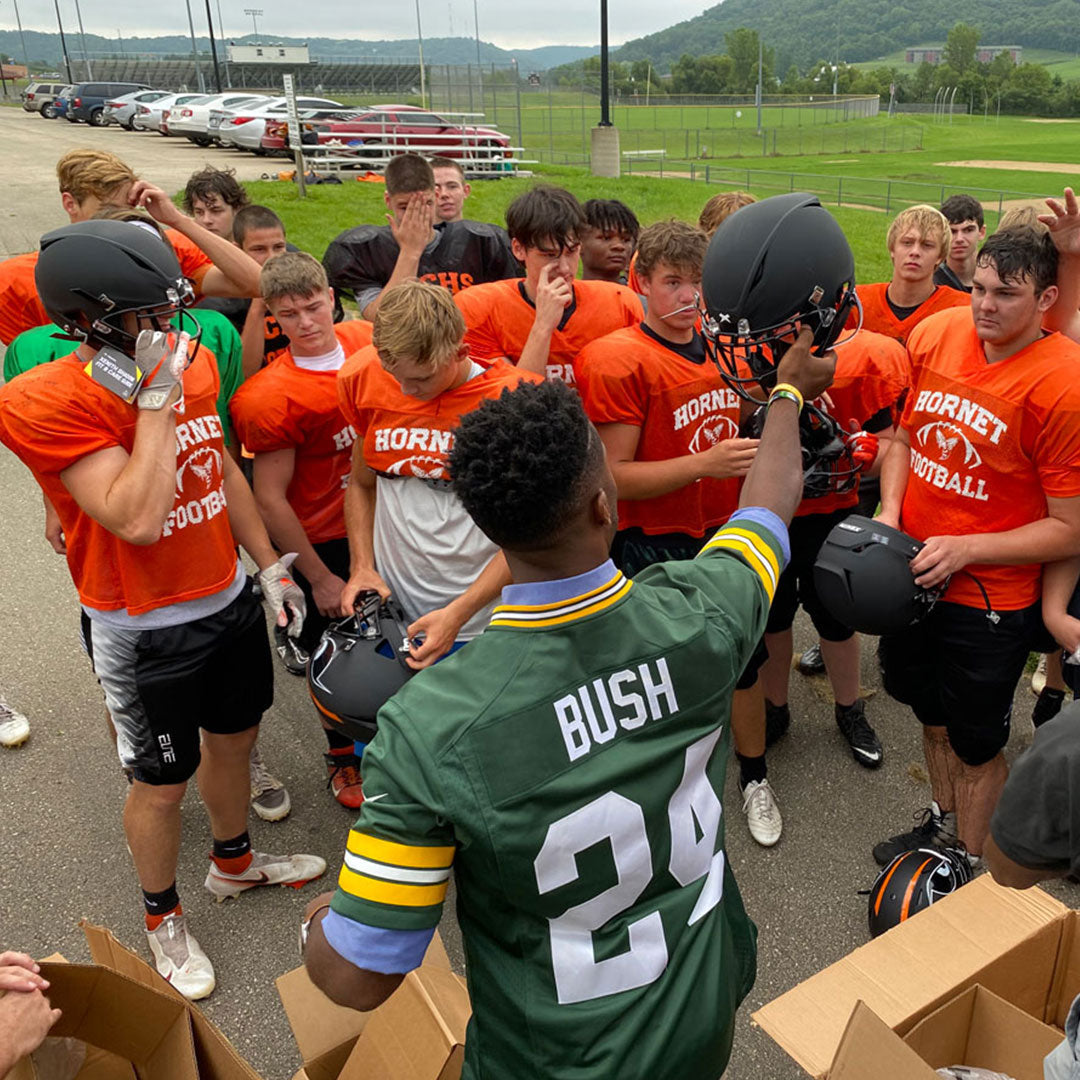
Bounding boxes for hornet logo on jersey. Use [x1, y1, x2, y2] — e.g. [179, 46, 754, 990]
[176, 446, 223, 495]
[915, 421, 983, 470]
[688, 415, 740, 455]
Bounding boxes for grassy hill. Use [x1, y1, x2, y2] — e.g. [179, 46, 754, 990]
[613, 0, 1080, 74]
[852, 43, 1080, 78]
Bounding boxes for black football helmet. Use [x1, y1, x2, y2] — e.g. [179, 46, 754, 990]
[35, 220, 196, 352]
[307, 594, 416, 743]
[813, 515, 946, 635]
[868, 847, 972, 938]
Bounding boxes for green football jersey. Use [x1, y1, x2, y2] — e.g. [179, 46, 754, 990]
[2, 310, 243, 446]
[332, 516, 784, 1079]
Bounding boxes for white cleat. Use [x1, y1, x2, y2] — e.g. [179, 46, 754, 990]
[146, 913, 216, 1000]
[204, 850, 327, 902]
[0, 697, 29, 748]
[742, 779, 783, 847]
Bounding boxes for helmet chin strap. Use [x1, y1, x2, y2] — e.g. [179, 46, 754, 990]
[658, 290, 701, 320]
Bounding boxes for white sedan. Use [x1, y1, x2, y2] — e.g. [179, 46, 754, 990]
[169, 92, 270, 145]
[211, 95, 344, 152]
[103, 89, 171, 129]
[133, 92, 205, 134]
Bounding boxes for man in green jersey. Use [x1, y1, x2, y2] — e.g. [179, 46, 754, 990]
[302, 328, 833, 1077]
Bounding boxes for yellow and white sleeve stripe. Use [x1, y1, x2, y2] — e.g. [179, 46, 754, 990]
[338, 831, 455, 909]
[697, 525, 780, 603]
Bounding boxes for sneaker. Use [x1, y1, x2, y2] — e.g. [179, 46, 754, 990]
[764, 701, 791, 748]
[1033, 687, 1067, 729]
[872, 803, 958, 866]
[742, 779, 783, 846]
[796, 643, 827, 676]
[274, 625, 309, 677]
[145, 913, 216, 1000]
[835, 700, 883, 768]
[249, 745, 291, 822]
[325, 749, 364, 808]
[0, 696, 29, 748]
[204, 850, 327, 902]
[1032, 653, 1048, 696]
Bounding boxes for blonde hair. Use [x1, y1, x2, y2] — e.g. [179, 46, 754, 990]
[887, 204, 951, 261]
[997, 204, 1049, 235]
[635, 220, 708, 279]
[56, 149, 137, 205]
[698, 191, 755, 237]
[373, 281, 465, 370]
[260, 252, 329, 305]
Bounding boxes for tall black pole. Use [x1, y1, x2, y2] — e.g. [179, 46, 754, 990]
[203, 0, 223, 92]
[599, 0, 611, 126]
[52, 0, 73, 83]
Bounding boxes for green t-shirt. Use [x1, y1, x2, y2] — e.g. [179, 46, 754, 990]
[331, 516, 785, 1079]
[2, 309, 244, 446]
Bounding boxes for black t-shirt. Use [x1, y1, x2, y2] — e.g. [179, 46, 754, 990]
[990, 702, 1080, 876]
[933, 263, 972, 294]
[322, 219, 520, 312]
[640, 322, 707, 365]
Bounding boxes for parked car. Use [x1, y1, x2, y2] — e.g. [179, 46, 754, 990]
[53, 87, 76, 120]
[289, 105, 512, 163]
[103, 89, 170, 130]
[67, 81, 154, 125]
[168, 93, 268, 145]
[261, 110, 365, 154]
[211, 96, 346, 153]
[21, 81, 68, 117]
[132, 92, 204, 134]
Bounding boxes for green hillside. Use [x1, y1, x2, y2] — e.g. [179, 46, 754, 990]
[613, 0, 1080, 74]
[853, 44, 1080, 79]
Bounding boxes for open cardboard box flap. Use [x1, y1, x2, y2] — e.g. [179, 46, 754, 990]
[753, 875, 1069, 1078]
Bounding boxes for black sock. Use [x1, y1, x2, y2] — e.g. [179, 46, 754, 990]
[212, 831, 251, 860]
[325, 728, 353, 751]
[736, 751, 767, 789]
[143, 882, 180, 917]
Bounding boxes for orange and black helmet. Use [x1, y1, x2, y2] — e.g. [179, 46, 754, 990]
[867, 846, 972, 938]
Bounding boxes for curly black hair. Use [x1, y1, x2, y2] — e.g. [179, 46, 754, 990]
[583, 198, 640, 241]
[450, 379, 599, 550]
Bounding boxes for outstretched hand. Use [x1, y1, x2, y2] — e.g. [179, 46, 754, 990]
[1040, 187, 1080, 257]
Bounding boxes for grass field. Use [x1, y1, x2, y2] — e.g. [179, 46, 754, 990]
[851, 44, 1080, 79]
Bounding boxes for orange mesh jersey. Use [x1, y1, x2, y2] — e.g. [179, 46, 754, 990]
[0, 231, 218, 346]
[229, 321, 372, 543]
[0, 346, 237, 615]
[901, 307, 1080, 610]
[849, 282, 969, 345]
[454, 278, 642, 384]
[574, 324, 743, 536]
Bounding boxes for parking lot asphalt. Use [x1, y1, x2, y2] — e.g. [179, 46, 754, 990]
[0, 105, 272, 257]
[1, 102, 1077, 1077]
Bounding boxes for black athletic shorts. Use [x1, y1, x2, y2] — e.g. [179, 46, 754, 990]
[611, 525, 767, 690]
[81, 583, 273, 785]
[291, 536, 351, 652]
[879, 599, 1044, 767]
[766, 507, 855, 641]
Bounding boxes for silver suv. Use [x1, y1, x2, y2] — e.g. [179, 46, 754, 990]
[21, 81, 69, 118]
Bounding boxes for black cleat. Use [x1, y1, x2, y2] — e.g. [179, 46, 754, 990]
[796, 643, 827, 676]
[835, 699, 883, 769]
[274, 625, 309, 676]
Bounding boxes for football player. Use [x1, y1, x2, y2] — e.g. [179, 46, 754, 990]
[182, 165, 251, 239]
[322, 153, 518, 321]
[229, 253, 373, 806]
[935, 194, 986, 294]
[301, 325, 835, 1077]
[455, 185, 642, 383]
[430, 156, 470, 223]
[579, 198, 639, 284]
[0, 221, 326, 999]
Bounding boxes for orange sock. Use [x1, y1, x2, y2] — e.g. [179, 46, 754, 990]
[211, 851, 253, 876]
[145, 903, 182, 932]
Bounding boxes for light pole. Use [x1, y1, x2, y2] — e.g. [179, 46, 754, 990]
[472, 0, 481, 67]
[216, 0, 231, 86]
[414, 0, 426, 109]
[72, 0, 92, 79]
[244, 7, 262, 40]
[184, 0, 206, 92]
[51, 0, 73, 83]
[203, 0, 222, 92]
[8, 0, 30, 72]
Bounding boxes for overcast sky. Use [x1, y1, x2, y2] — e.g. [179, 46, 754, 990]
[4, 0, 711, 47]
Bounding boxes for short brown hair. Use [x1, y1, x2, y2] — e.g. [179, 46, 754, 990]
[182, 166, 250, 215]
[997, 204, 1049, 235]
[260, 252, 328, 305]
[505, 185, 586, 251]
[634, 220, 708, 279]
[698, 191, 755, 236]
[56, 149, 137, 205]
[428, 156, 464, 179]
[887, 205, 951, 261]
[234, 204, 286, 246]
[373, 281, 465, 370]
[385, 154, 435, 196]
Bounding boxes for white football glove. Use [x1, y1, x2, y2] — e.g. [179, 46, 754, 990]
[259, 553, 307, 639]
[135, 329, 189, 412]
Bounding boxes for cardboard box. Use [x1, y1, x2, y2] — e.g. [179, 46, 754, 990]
[276, 932, 469, 1080]
[753, 874, 1073, 1078]
[830, 985, 1063, 1080]
[5, 921, 259, 1080]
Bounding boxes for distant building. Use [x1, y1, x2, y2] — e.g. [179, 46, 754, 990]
[225, 43, 311, 64]
[906, 45, 1021, 65]
[1, 64, 28, 79]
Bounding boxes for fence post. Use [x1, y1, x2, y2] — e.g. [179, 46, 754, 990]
[548, 79, 554, 162]
[940, 184, 945, 204]
[790, 172, 794, 192]
[690, 162, 695, 181]
[838, 177, 842, 207]
[706, 164, 710, 184]
[685, 129, 689, 158]
[998, 194, 1003, 218]
[886, 181, 892, 213]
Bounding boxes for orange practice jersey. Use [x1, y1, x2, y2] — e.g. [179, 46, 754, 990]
[574, 324, 742, 537]
[0, 347, 237, 615]
[454, 278, 642, 384]
[627, 251, 643, 294]
[229, 321, 372, 543]
[849, 282, 969, 344]
[337, 348, 540, 478]
[0, 232, 215, 346]
[901, 307, 1080, 610]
